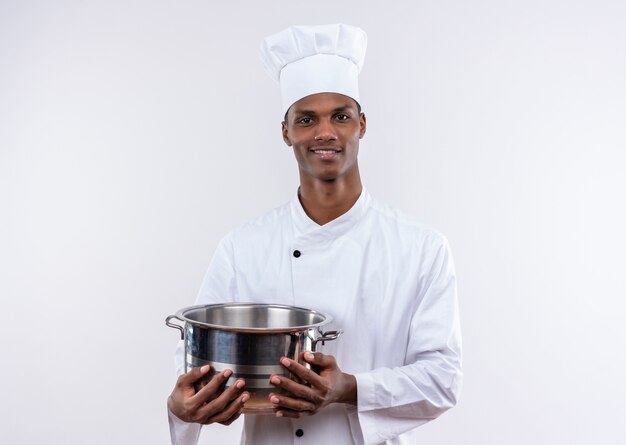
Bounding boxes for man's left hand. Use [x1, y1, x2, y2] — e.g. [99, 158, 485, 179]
[268, 352, 357, 418]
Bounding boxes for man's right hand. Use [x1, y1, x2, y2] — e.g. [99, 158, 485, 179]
[168, 365, 249, 425]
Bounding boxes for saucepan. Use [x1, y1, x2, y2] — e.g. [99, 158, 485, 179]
[165, 303, 342, 414]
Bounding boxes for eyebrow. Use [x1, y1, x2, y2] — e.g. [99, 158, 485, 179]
[292, 105, 354, 116]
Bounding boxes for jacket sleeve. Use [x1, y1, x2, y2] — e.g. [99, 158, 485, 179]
[168, 236, 238, 445]
[352, 236, 462, 445]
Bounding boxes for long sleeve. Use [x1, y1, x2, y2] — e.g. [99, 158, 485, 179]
[352, 237, 462, 445]
[168, 409, 202, 445]
[168, 192, 462, 445]
[168, 236, 239, 445]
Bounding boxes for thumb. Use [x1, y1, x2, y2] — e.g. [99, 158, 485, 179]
[303, 352, 336, 369]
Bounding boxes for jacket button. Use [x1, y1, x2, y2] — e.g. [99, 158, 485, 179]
[293, 250, 301, 258]
[295, 428, 304, 437]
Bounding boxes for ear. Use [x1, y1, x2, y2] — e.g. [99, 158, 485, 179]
[359, 112, 367, 139]
[281, 121, 292, 146]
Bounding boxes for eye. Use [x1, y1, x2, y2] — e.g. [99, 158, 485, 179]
[335, 114, 350, 121]
[296, 116, 313, 125]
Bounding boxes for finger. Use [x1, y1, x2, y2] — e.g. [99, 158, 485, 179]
[275, 408, 310, 419]
[218, 411, 243, 426]
[200, 384, 249, 423]
[269, 391, 316, 412]
[189, 369, 233, 408]
[198, 379, 246, 416]
[205, 391, 250, 425]
[270, 374, 319, 401]
[279, 357, 324, 387]
[303, 351, 337, 369]
[177, 365, 212, 389]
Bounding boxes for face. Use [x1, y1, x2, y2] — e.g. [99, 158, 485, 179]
[282, 93, 366, 183]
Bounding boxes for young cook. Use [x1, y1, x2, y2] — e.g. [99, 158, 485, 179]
[168, 24, 462, 445]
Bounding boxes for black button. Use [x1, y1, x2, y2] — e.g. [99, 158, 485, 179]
[293, 250, 301, 258]
[295, 429, 304, 437]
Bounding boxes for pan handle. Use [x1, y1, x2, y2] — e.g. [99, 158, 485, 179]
[311, 329, 343, 351]
[165, 315, 185, 340]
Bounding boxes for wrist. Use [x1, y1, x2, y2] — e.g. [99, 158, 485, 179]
[339, 373, 357, 405]
[167, 395, 181, 417]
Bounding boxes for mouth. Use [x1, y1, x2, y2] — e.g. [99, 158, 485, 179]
[309, 147, 341, 161]
[310, 147, 342, 154]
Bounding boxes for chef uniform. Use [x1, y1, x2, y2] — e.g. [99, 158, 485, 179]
[169, 24, 462, 445]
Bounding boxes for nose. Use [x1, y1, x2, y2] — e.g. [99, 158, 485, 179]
[314, 119, 337, 141]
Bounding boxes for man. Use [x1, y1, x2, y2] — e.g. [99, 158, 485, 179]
[168, 24, 462, 445]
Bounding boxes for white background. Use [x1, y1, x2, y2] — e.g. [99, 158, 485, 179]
[1, 1, 625, 444]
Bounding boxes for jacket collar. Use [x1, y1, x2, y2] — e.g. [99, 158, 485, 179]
[290, 187, 371, 242]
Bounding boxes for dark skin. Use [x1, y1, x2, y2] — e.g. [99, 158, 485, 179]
[282, 92, 366, 225]
[167, 365, 249, 425]
[269, 92, 366, 417]
[168, 92, 364, 422]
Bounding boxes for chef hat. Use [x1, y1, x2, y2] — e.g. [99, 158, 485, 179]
[259, 24, 367, 115]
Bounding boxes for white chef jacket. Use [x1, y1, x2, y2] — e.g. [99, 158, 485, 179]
[169, 188, 462, 445]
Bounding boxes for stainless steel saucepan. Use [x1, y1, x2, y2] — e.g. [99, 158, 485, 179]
[165, 303, 342, 414]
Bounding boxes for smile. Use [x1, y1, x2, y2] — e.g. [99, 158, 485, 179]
[308, 147, 342, 161]
[310, 147, 341, 154]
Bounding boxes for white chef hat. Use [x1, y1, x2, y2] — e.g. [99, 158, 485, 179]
[259, 24, 367, 115]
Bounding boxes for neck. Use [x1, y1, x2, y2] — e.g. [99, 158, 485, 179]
[298, 170, 363, 226]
